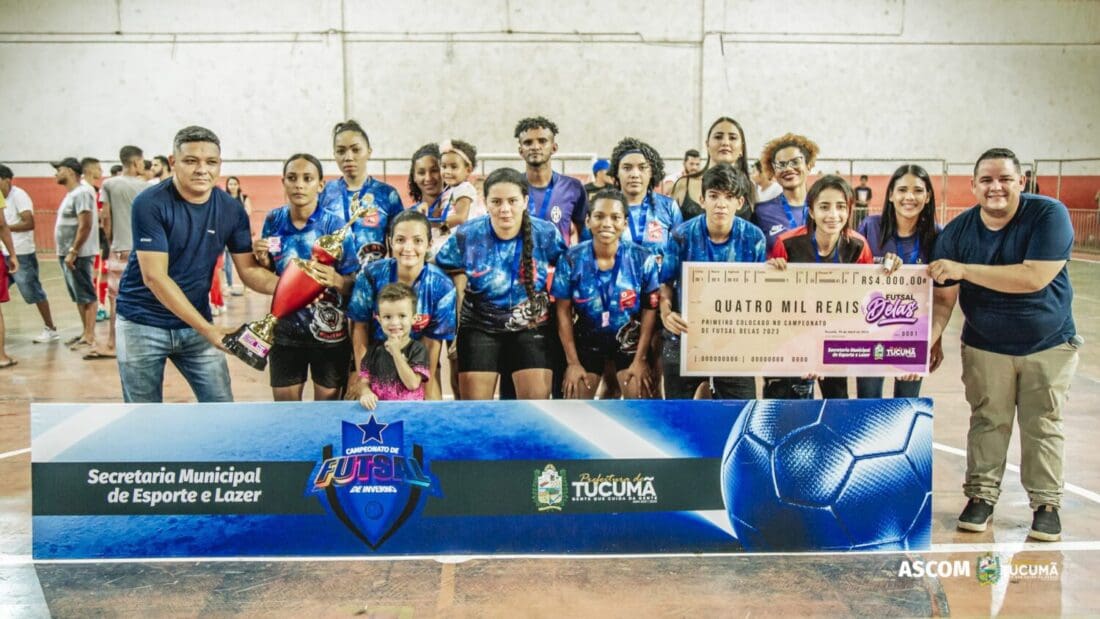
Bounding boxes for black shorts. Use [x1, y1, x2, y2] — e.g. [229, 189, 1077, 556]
[576, 341, 634, 375]
[269, 341, 351, 389]
[457, 326, 552, 373]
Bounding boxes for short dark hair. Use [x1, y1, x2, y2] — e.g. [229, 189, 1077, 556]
[173, 126, 220, 153]
[751, 160, 763, 173]
[859, 174, 868, 181]
[701, 163, 752, 198]
[0, 164, 13, 180]
[143, 159, 152, 171]
[109, 164, 123, 175]
[376, 282, 417, 312]
[974, 147, 1021, 176]
[154, 155, 171, 172]
[119, 145, 143, 166]
[332, 119, 371, 148]
[80, 157, 100, 171]
[589, 187, 627, 212]
[483, 167, 529, 200]
[514, 116, 559, 139]
[684, 149, 701, 161]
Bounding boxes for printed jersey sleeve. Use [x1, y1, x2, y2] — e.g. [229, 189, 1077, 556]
[423, 273, 457, 341]
[546, 226, 568, 265]
[346, 269, 377, 323]
[659, 231, 685, 284]
[570, 180, 589, 229]
[132, 196, 169, 253]
[260, 211, 278, 239]
[385, 186, 405, 218]
[1025, 202, 1074, 262]
[550, 249, 575, 300]
[641, 254, 661, 308]
[433, 233, 464, 273]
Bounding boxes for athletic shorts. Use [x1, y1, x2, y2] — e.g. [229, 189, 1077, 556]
[59, 256, 96, 304]
[269, 341, 352, 389]
[456, 325, 552, 373]
[107, 251, 130, 299]
[576, 339, 634, 375]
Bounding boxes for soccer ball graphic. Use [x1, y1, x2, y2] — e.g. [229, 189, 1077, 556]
[720, 398, 932, 551]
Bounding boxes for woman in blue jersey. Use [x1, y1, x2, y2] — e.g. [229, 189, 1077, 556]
[434, 168, 567, 400]
[753, 133, 821, 254]
[253, 154, 358, 401]
[670, 117, 754, 222]
[407, 143, 443, 214]
[765, 175, 873, 400]
[553, 188, 660, 399]
[317, 119, 404, 268]
[660, 163, 767, 400]
[348, 209, 456, 400]
[609, 137, 683, 262]
[856, 164, 941, 398]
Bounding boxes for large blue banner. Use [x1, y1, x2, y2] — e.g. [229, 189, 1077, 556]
[31, 399, 932, 559]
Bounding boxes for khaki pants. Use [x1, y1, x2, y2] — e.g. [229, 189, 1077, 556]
[960, 341, 1079, 509]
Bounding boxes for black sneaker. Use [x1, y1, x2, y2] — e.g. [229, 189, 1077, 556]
[957, 498, 994, 532]
[1028, 505, 1061, 542]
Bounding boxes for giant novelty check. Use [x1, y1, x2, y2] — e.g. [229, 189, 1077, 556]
[680, 263, 932, 377]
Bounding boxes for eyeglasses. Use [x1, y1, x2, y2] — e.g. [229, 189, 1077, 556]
[772, 156, 806, 172]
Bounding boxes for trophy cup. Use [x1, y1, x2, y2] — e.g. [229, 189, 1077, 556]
[223, 194, 375, 370]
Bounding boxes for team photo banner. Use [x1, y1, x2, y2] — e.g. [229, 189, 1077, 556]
[680, 263, 933, 377]
[32, 399, 932, 559]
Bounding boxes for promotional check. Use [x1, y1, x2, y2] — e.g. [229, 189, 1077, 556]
[680, 263, 932, 377]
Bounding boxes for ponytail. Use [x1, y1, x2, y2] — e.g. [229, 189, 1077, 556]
[520, 209, 536, 304]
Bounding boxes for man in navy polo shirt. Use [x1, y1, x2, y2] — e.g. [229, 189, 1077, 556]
[115, 126, 278, 402]
[930, 147, 1079, 542]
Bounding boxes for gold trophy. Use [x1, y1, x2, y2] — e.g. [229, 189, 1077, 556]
[224, 194, 375, 370]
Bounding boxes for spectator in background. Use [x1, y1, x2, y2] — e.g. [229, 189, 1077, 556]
[1024, 170, 1040, 194]
[52, 157, 99, 351]
[149, 155, 172, 183]
[751, 160, 782, 203]
[515, 116, 588, 245]
[853, 174, 873, 230]
[109, 164, 122, 177]
[930, 147, 1078, 542]
[682, 149, 703, 178]
[1, 164, 59, 343]
[0, 189, 20, 368]
[222, 176, 253, 297]
[583, 158, 613, 202]
[89, 145, 148, 360]
[142, 159, 154, 180]
[82, 157, 109, 323]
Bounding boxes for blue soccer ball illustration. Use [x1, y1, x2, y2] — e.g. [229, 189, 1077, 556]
[720, 398, 932, 551]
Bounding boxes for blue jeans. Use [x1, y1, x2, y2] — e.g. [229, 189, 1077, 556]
[116, 315, 233, 402]
[7, 253, 48, 304]
[855, 376, 923, 398]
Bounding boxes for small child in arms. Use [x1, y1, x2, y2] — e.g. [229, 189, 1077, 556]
[359, 283, 430, 410]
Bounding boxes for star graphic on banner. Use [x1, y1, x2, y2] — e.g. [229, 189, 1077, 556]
[356, 415, 388, 444]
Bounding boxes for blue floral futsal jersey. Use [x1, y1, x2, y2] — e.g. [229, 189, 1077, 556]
[346, 259, 457, 343]
[260, 206, 359, 346]
[621, 191, 684, 264]
[317, 177, 404, 268]
[434, 215, 567, 333]
[551, 240, 660, 353]
[661, 215, 767, 312]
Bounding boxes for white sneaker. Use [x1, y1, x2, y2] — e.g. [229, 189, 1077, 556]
[33, 327, 60, 343]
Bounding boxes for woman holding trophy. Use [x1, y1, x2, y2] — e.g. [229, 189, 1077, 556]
[252, 154, 359, 401]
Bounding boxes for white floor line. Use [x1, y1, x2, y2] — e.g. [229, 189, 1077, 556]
[0, 447, 30, 460]
[9, 539, 1100, 566]
[934, 442, 1100, 505]
[1072, 256, 1100, 264]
